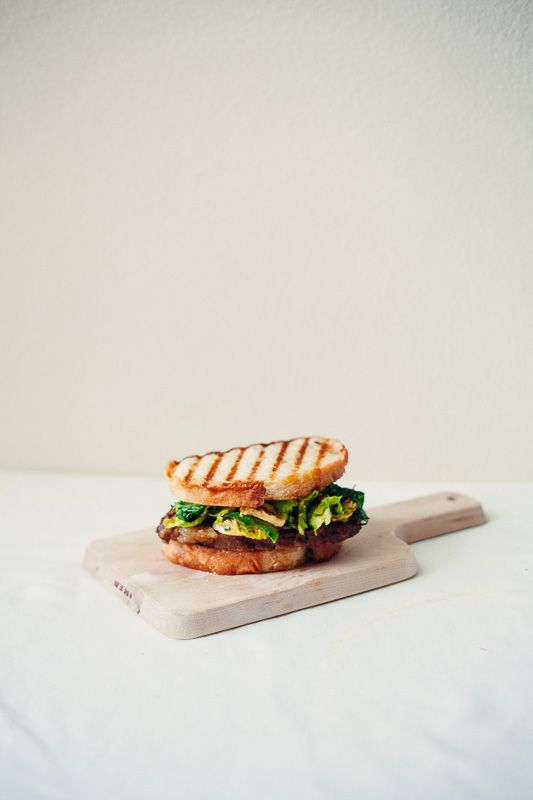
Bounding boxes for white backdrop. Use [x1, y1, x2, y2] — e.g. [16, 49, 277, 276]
[1, 0, 532, 480]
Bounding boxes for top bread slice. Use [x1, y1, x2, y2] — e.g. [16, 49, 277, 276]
[166, 436, 348, 508]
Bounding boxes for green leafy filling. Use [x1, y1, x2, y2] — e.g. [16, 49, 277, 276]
[213, 510, 280, 543]
[163, 483, 368, 542]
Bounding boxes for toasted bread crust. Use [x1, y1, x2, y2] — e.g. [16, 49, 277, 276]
[161, 538, 342, 575]
[267, 458, 346, 501]
[165, 469, 267, 508]
[166, 436, 348, 506]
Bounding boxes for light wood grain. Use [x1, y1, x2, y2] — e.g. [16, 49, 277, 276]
[83, 491, 485, 639]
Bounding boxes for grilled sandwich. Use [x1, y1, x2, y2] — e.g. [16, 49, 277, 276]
[158, 436, 368, 575]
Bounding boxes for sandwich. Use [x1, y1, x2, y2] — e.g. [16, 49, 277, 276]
[156, 436, 368, 575]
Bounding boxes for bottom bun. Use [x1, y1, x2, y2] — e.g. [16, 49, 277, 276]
[161, 538, 343, 575]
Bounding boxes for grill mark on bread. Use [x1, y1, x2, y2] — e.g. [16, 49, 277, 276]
[203, 453, 222, 485]
[183, 457, 199, 485]
[166, 460, 178, 479]
[227, 448, 244, 481]
[249, 448, 266, 480]
[315, 440, 328, 468]
[293, 438, 309, 471]
[270, 440, 289, 477]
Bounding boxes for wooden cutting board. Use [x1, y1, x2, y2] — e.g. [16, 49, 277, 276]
[83, 491, 485, 639]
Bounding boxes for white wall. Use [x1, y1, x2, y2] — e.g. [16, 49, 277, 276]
[1, 0, 532, 481]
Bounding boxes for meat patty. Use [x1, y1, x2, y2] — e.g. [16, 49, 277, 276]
[156, 509, 362, 551]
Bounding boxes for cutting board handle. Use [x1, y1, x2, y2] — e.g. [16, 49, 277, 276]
[369, 491, 485, 543]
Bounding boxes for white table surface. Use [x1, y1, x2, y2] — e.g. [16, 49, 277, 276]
[1, 470, 532, 800]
